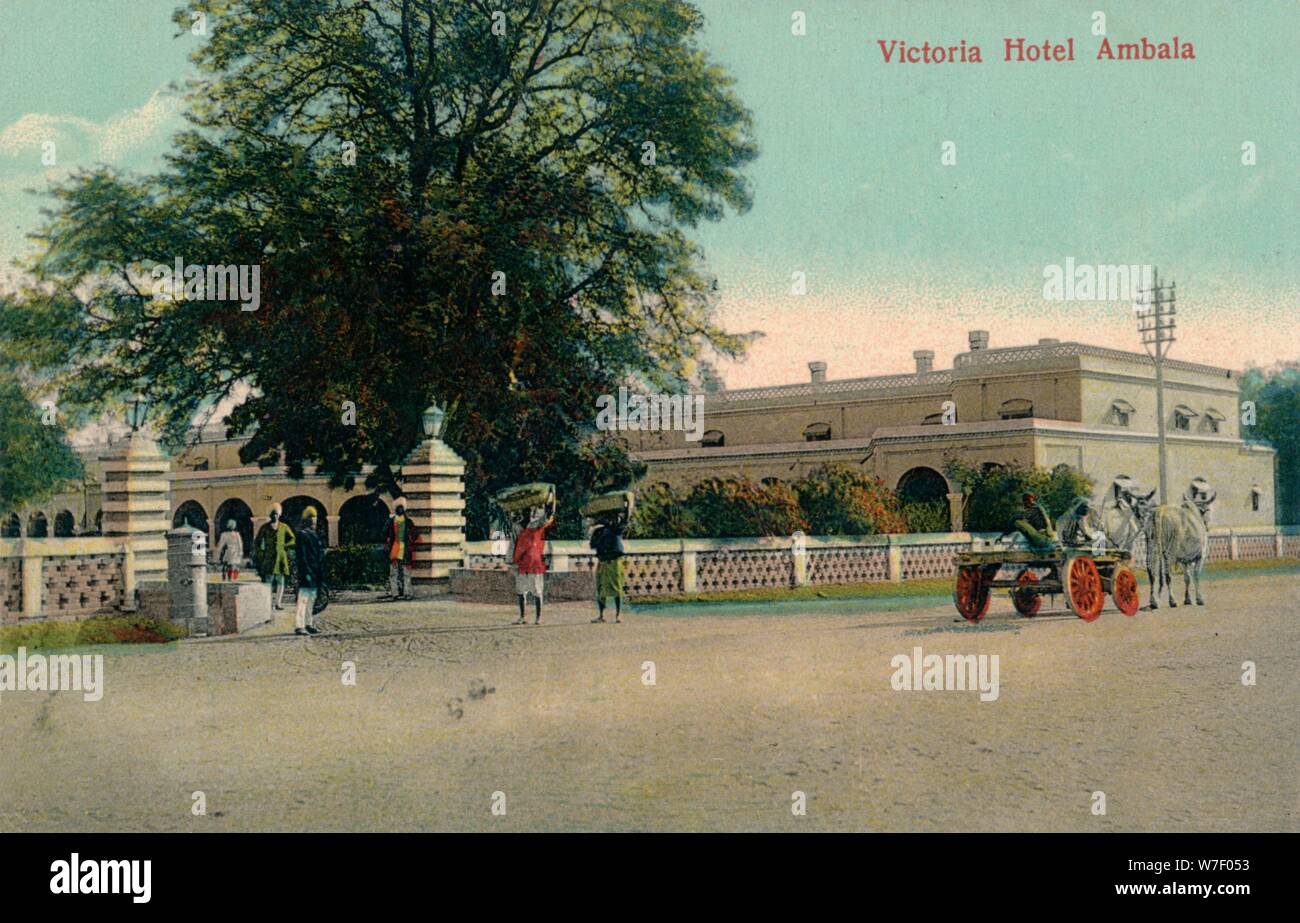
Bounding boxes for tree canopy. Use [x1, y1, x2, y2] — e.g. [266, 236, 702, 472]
[0, 364, 84, 512]
[0, 0, 757, 536]
[1241, 362, 1300, 524]
[946, 461, 1094, 533]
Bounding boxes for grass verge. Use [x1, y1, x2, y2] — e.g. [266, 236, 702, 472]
[0, 616, 187, 654]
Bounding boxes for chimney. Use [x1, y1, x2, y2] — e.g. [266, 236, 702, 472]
[1038, 337, 1059, 345]
[912, 350, 935, 374]
[968, 330, 989, 351]
[808, 361, 827, 384]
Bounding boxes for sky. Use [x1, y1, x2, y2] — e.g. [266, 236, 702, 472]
[0, 0, 1296, 391]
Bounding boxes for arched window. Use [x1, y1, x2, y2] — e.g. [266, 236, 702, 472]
[701, 430, 725, 448]
[897, 467, 949, 503]
[1109, 399, 1135, 426]
[282, 495, 329, 543]
[803, 422, 832, 442]
[1, 513, 21, 537]
[1250, 486, 1262, 512]
[1172, 405, 1198, 431]
[214, 499, 255, 557]
[173, 500, 209, 536]
[338, 495, 391, 545]
[54, 510, 76, 537]
[27, 511, 48, 538]
[998, 399, 1033, 420]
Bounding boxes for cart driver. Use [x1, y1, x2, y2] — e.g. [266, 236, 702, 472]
[1000, 492, 1057, 552]
[1057, 496, 1103, 549]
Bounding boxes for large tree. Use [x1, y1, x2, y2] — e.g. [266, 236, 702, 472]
[0, 362, 84, 513]
[1240, 362, 1300, 524]
[0, 0, 756, 537]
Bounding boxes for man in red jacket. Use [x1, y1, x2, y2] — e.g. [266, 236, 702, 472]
[382, 497, 418, 600]
[510, 497, 556, 625]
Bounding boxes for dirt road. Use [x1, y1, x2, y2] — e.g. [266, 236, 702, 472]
[2, 569, 1296, 831]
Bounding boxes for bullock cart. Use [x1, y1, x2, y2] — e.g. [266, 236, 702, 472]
[952, 545, 1141, 623]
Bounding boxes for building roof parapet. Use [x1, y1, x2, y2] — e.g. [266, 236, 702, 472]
[952, 341, 1234, 379]
[708, 341, 1235, 407]
[710, 370, 953, 404]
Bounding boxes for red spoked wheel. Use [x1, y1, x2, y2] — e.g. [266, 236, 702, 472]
[954, 565, 991, 622]
[1066, 557, 1104, 622]
[1011, 570, 1042, 617]
[1112, 565, 1140, 616]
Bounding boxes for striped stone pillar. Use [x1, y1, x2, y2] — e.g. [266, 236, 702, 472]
[400, 437, 466, 585]
[100, 432, 171, 603]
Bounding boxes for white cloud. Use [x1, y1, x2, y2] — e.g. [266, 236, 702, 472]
[0, 89, 184, 287]
[0, 88, 181, 162]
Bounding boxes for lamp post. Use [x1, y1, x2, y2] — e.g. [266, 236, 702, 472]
[421, 404, 446, 440]
[125, 393, 149, 433]
[401, 403, 466, 586]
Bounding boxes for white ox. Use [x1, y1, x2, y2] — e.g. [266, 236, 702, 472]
[1119, 482, 1215, 609]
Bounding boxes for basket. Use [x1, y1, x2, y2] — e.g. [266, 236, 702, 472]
[494, 482, 555, 513]
[581, 490, 635, 519]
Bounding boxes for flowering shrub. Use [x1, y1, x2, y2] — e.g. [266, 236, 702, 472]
[683, 477, 807, 538]
[946, 461, 1094, 532]
[631, 482, 698, 538]
[631, 465, 911, 538]
[794, 465, 907, 535]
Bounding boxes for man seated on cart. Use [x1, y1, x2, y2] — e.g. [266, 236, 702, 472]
[999, 492, 1058, 552]
[1056, 495, 1104, 549]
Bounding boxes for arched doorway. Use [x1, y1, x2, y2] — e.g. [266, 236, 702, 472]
[338, 494, 390, 546]
[281, 495, 328, 543]
[2, 513, 20, 537]
[213, 498, 255, 558]
[173, 500, 210, 536]
[897, 466, 951, 531]
[897, 467, 949, 503]
[27, 511, 48, 538]
[54, 510, 76, 537]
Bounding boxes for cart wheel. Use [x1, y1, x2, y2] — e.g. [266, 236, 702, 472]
[1112, 565, 1140, 616]
[1066, 557, 1104, 622]
[954, 565, 991, 622]
[1011, 570, 1042, 617]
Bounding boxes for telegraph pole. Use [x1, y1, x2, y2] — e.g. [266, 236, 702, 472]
[1136, 268, 1177, 504]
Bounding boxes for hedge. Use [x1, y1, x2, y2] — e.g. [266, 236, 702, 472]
[325, 544, 389, 588]
[632, 464, 906, 539]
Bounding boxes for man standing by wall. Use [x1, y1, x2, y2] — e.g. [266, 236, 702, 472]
[294, 506, 325, 635]
[254, 503, 296, 610]
[383, 497, 417, 600]
[214, 519, 244, 581]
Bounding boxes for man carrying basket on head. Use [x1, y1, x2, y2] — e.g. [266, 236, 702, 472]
[510, 489, 557, 625]
[584, 491, 634, 624]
